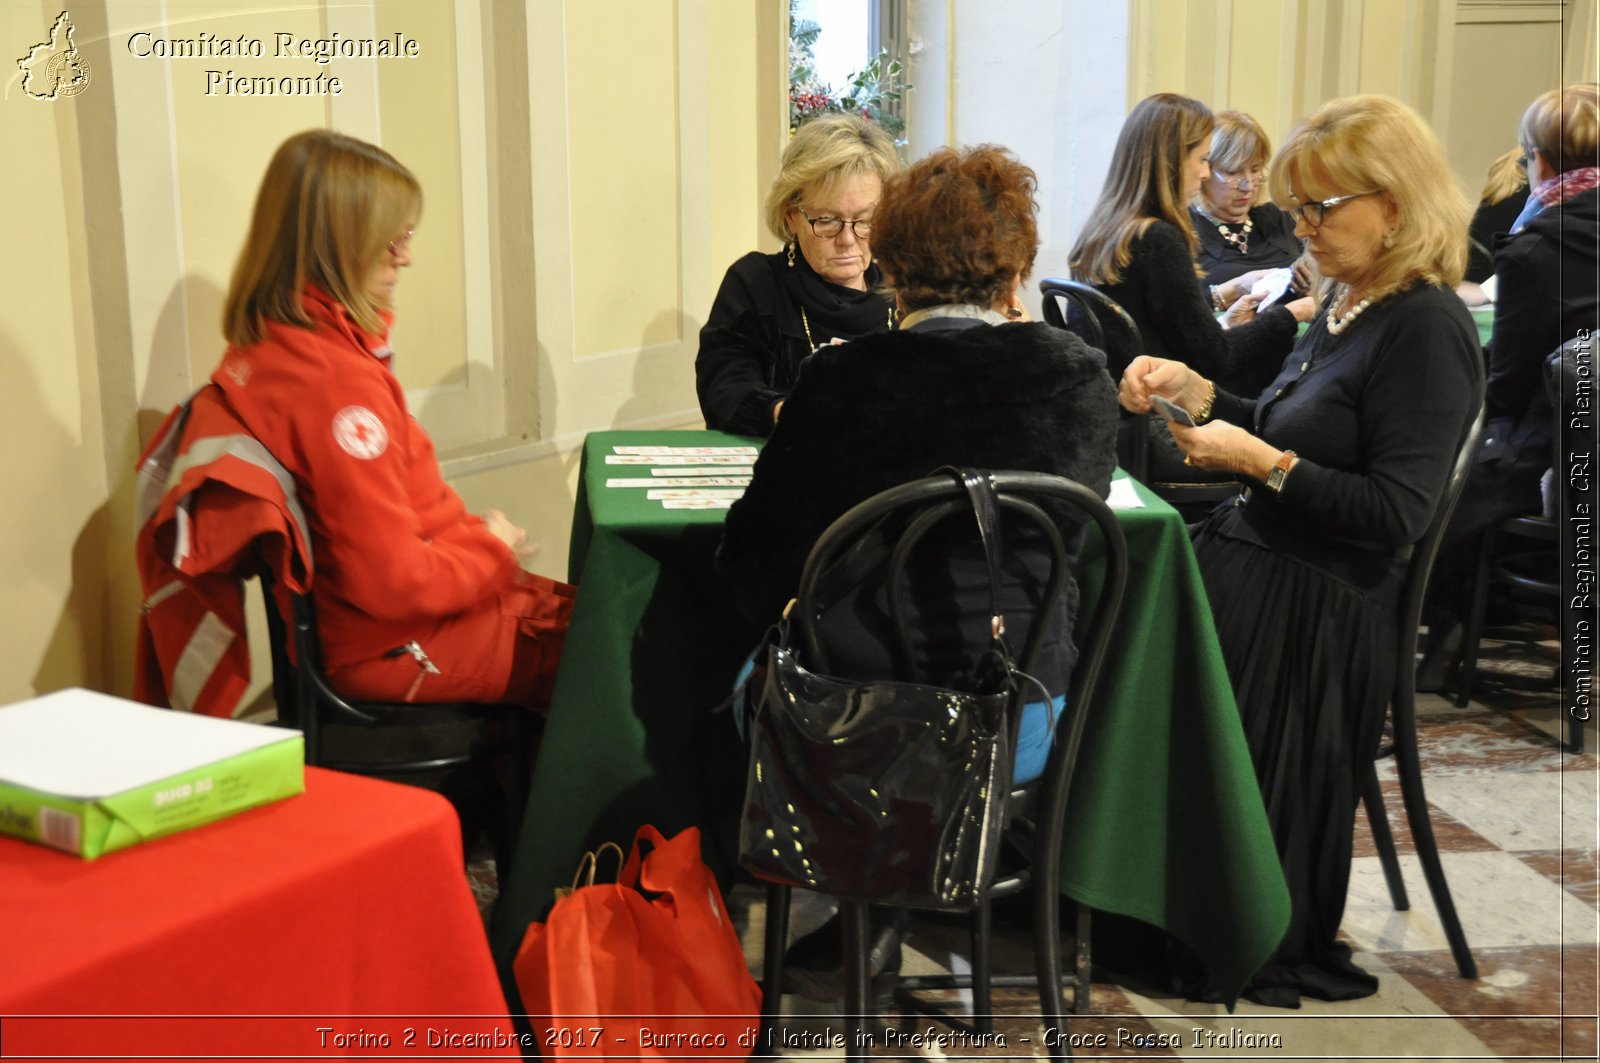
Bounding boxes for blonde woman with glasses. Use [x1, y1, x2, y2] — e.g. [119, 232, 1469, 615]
[1189, 110, 1314, 307]
[1119, 96, 1480, 1007]
[696, 113, 902, 437]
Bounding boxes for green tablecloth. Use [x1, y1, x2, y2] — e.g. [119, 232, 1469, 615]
[491, 431, 1289, 1004]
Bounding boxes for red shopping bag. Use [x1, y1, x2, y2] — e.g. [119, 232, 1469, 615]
[513, 825, 762, 1059]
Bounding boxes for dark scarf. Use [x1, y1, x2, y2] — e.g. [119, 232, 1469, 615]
[779, 247, 893, 346]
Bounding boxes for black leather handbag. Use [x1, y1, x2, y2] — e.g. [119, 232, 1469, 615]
[737, 470, 1020, 911]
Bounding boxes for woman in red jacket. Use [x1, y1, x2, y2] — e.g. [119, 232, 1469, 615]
[214, 129, 573, 709]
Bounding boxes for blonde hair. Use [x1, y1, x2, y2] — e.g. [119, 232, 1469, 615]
[1205, 110, 1272, 208]
[1519, 83, 1600, 174]
[763, 113, 902, 245]
[224, 130, 422, 346]
[1480, 147, 1529, 205]
[1069, 93, 1214, 286]
[1269, 95, 1469, 302]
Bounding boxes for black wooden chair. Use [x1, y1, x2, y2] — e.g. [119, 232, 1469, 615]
[1455, 340, 1582, 753]
[259, 561, 534, 873]
[756, 470, 1127, 1062]
[1039, 277, 1240, 515]
[1361, 402, 1486, 982]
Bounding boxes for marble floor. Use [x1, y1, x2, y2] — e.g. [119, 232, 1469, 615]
[732, 630, 1599, 1061]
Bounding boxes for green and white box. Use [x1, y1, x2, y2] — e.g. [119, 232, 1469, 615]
[0, 688, 304, 858]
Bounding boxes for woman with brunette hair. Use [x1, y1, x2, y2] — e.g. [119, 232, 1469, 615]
[1120, 96, 1480, 1005]
[1070, 93, 1313, 399]
[214, 129, 573, 710]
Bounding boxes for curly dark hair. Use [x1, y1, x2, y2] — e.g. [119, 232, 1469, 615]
[870, 145, 1039, 312]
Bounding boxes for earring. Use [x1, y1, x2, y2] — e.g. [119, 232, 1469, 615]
[1382, 230, 1397, 249]
[786, 241, 796, 268]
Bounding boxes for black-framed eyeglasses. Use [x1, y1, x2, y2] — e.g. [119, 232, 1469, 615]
[1211, 168, 1265, 191]
[797, 207, 872, 239]
[1289, 191, 1377, 228]
[1518, 152, 1535, 170]
[387, 228, 415, 256]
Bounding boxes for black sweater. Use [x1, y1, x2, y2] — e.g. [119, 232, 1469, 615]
[1093, 220, 1299, 399]
[695, 250, 895, 437]
[1205, 283, 1481, 597]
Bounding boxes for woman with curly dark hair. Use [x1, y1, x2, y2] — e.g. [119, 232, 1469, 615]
[719, 144, 1118, 787]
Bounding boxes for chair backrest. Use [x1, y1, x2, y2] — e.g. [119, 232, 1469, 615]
[1398, 354, 1488, 662]
[789, 469, 1128, 817]
[1037, 277, 1142, 379]
[1039, 278, 1150, 480]
[1545, 338, 1587, 515]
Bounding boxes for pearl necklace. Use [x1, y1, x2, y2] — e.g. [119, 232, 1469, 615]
[1326, 290, 1373, 336]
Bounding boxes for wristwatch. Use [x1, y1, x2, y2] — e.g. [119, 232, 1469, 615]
[1265, 450, 1298, 493]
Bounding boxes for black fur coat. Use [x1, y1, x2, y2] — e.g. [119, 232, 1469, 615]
[717, 319, 1119, 662]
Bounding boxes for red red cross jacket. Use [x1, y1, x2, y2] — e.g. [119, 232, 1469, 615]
[208, 286, 518, 671]
[134, 385, 313, 717]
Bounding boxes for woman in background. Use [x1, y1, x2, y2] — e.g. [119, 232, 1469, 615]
[215, 130, 573, 710]
[1070, 93, 1313, 399]
[1121, 96, 1479, 1006]
[696, 113, 902, 436]
[1463, 147, 1530, 284]
[1190, 109, 1313, 305]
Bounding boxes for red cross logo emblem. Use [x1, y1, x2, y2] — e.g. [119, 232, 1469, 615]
[332, 406, 389, 460]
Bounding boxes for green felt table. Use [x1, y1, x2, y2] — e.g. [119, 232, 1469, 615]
[490, 430, 1290, 1004]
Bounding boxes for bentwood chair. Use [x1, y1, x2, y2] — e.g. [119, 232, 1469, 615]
[259, 562, 535, 873]
[1361, 396, 1486, 981]
[756, 469, 1128, 1063]
[1456, 340, 1583, 753]
[1039, 278, 1240, 516]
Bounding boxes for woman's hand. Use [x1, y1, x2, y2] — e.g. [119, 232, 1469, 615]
[1119, 356, 1207, 414]
[1167, 420, 1280, 479]
[1221, 292, 1261, 328]
[1219, 269, 1269, 305]
[1283, 295, 1316, 323]
[483, 508, 540, 563]
[1290, 254, 1315, 295]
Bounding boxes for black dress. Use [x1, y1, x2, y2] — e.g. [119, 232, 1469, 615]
[695, 249, 895, 437]
[1190, 283, 1480, 1006]
[1190, 203, 1303, 288]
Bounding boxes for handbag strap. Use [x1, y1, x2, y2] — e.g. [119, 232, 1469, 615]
[883, 468, 1012, 675]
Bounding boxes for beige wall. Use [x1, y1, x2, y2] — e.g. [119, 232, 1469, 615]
[1, 0, 1580, 709]
[1, 0, 778, 709]
[1128, 0, 1598, 197]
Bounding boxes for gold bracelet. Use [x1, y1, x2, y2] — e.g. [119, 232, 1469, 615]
[1194, 379, 1217, 423]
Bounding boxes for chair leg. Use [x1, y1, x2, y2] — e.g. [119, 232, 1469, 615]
[971, 897, 993, 1035]
[760, 882, 790, 1051]
[1361, 764, 1410, 911]
[841, 900, 872, 1062]
[1072, 902, 1092, 1015]
[1393, 687, 1478, 978]
[1455, 528, 1496, 707]
[1032, 856, 1071, 1059]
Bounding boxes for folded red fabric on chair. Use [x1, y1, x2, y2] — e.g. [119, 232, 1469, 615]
[513, 825, 761, 1058]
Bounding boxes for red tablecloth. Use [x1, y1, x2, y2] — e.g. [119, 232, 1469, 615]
[0, 767, 520, 1060]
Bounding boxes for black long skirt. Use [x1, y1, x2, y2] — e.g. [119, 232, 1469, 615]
[1192, 512, 1396, 1007]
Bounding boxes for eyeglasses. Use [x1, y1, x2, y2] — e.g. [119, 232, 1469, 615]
[1518, 152, 1535, 170]
[1211, 168, 1265, 191]
[797, 207, 872, 239]
[1289, 191, 1377, 228]
[387, 228, 415, 256]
